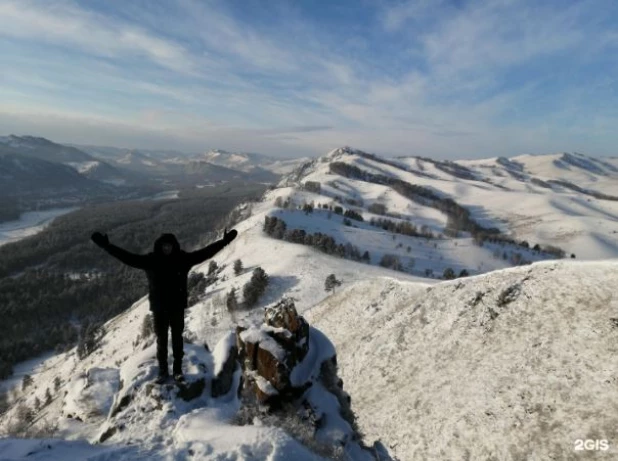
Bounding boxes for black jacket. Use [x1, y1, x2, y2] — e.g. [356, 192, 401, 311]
[104, 234, 229, 312]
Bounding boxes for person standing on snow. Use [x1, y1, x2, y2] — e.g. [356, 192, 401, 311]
[91, 229, 238, 383]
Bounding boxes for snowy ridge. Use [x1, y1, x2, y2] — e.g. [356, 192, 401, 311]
[285, 147, 618, 261]
[0, 295, 361, 459]
[307, 260, 618, 460]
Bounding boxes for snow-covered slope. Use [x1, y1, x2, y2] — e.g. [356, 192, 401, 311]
[298, 147, 618, 261]
[0, 299, 346, 460]
[307, 260, 618, 460]
[452, 152, 618, 259]
[259, 148, 580, 281]
[201, 149, 309, 176]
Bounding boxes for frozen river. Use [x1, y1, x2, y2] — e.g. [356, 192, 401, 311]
[0, 207, 79, 247]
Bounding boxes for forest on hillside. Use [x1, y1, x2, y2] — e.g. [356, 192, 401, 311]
[0, 182, 267, 379]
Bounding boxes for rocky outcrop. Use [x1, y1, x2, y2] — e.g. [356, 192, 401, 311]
[234, 298, 390, 460]
[236, 298, 312, 405]
[211, 332, 239, 398]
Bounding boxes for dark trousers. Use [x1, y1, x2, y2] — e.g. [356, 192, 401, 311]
[153, 309, 184, 375]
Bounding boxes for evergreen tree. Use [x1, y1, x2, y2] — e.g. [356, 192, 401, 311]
[53, 377, 61, 392]
[233, 259, 243, 276]
[408, 258, 416, 271]
[0, 391, 7, 415]
[324, 274, 342, 294]
[243, 267, 269, 308]
[22, 374, 33, 391]
[140, 313, 154, 339]
[77, 322, 103, 360]
[15, 403, 34, 425]
[273, 219, 287, 239]
[207, 260, 218, 276]
[443, 267, 456, 280]
[226, 288, 238, 312]
[45, 388, 52, 406]
[380, 254, 402, 271]
[34, 397, 41, 411]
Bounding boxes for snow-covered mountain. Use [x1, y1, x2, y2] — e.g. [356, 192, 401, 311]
[200, 149, 309, 176]
[75, 144, 303, 183]
[183, 159, 278, 183]
[75, 146, 181, 176]
[0, 135, 92, 163]
[0, 135, 132, 185]
[2, 145, 618, 459]
[73, 144, 191, 164]
[0, 153, 118, 206]
[304, 147, 618, 261]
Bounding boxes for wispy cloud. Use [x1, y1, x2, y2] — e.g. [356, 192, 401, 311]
[1, 0, 617, 158]
[0, 0, 197, 74]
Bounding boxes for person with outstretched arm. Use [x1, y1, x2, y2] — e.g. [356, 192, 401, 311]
[91, 229, 238, 383]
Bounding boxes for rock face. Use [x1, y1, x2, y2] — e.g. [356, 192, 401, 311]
[211, 337, 239, 398]
[236, 298, 311, 405]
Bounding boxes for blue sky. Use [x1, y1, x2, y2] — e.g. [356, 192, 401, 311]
[1, 0, 617, 158]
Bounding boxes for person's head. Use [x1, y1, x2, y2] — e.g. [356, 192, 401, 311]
[161, 242, 174, 256]
[154, 233, 180, 256]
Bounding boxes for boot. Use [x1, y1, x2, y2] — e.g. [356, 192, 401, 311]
[156, 360, 169, 384]
[173, 361, 184, 382]
[155, 371, 169, 384]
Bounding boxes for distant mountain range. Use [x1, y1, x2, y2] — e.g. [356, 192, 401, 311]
[0, 135, 307, 221]
[0, 135, 132, 185]
[0, 152, 113, 197]
[73, 144, 308, 179]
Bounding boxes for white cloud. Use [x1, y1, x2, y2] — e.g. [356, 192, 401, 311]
[0, 0, 197, 73]
[380, 0, 447, 32]
[0, 0, 617, 158]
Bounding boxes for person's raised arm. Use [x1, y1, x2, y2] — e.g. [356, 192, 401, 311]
[91, 232, 151, 270]
[184, 228, 238, 267]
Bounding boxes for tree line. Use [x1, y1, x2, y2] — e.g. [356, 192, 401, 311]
[263, 216, 368, 263]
